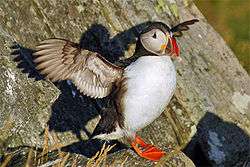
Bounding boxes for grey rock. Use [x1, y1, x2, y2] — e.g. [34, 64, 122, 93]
[0, 0, 250, 166]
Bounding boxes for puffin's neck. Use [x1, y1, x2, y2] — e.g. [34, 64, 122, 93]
[116, 40, 159, 67]
[133, 39, 159, 58]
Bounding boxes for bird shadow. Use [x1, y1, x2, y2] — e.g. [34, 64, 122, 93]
[183, 112, 250, 167]
[10, 22, 151, 158]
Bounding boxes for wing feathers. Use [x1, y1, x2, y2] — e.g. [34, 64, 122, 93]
[40, 61, 62, 75]
[46, 64, 64, 80]
[33, 38, 123, 98]
[36, 59, 62, 70]
[34, 48, 62, 56]
[33, 53, 60, 63]
[40, 39, 66, 45]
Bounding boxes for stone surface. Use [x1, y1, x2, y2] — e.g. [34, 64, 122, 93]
[184, 112, 250, 166]
[0, 0, 250, 166]
[0, 45, 59, 149]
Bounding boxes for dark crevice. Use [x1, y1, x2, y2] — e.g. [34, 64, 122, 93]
[183, 138, 211, 167]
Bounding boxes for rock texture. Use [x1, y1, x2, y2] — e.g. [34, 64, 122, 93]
[0, 0, 250, 166]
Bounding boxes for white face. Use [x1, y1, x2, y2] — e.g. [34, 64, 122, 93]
[140, 29, 169, 56]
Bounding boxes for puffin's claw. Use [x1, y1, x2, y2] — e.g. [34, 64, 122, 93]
[131, 135, 165, 161]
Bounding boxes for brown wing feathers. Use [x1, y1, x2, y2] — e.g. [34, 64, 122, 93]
[33, 39, 79, 81]
[33, 38, 123, 98]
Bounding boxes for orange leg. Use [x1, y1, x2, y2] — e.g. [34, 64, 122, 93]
[131, 135, 165, 161]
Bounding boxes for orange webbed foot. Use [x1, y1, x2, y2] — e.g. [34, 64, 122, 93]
[131, 135, 165, 161]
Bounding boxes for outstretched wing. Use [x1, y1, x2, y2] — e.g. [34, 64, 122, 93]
[170, 19, 199, 37]
[33, 38, 123, 98]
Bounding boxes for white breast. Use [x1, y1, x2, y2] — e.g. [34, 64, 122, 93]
[123, 56, 176, 134]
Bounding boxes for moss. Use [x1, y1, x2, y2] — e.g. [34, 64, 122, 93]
[154, 0, 179, 18]
[99, 2, 122, 33]
[6, 134, 24, 148]
[155, 0, 168, 14]
[183, 0, 192, 7]
[0, 118, 14, 140]
[0, 56, 16, 70]
[169, 3, 179, 18]
[30, 0, 54, 37]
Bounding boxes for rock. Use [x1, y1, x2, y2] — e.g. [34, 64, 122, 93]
[0, 0, 250, 166]
[184, 112, 250, 167]
[0, 146, 195, 167]
[0, 50, 59, 149]
[105, 149, 196, 167]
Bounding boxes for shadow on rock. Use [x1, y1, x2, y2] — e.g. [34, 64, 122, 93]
[61, 139, 127, 158]
[10, 22, 152, 157]
[48, 81, 100, 139]
[11, 44, 44, 81]
[184, 112, 250, 167]
[79, 22, 150, 63]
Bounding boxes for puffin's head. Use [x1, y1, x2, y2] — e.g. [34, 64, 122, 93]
[139, 19, 199, 62]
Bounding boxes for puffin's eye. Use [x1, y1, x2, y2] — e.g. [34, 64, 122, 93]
[152, 32, 157, 39]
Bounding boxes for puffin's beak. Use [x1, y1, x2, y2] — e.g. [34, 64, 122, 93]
[170, 37, 179, 56]
[160, 44, 167, 54]
[161, 37, 182, 62]
[170, 37, 182, 63]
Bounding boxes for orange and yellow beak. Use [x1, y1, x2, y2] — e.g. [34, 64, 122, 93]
[160, 43, 167, 54]
[160, 36, 182, 62]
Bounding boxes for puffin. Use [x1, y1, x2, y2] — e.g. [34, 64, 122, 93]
[33, 19, 198, 161]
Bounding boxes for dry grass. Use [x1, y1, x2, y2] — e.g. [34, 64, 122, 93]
[58, 153, 70, 167]
[0, 125, 182, 167]
[86, 143, 128, 167]
[1, 127, 182, 167]
[1, 126, 127, 167]
[70, 155, 79, 167]
[86, 143, 115, 167]
[24, 148, 33, 167]
[0, 154, 12, 167]
[40, 126, 49, 164]
[0, 129, 184, 167]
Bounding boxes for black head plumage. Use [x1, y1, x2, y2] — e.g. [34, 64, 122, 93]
[170, 19, 199, 37]
[143, 19, 199, 37]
